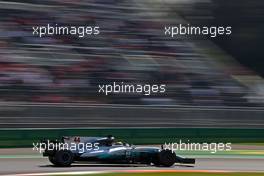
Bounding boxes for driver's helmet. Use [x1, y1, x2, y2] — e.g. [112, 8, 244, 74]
[114, 141, 123, 146]
[105, 135, 115, 146]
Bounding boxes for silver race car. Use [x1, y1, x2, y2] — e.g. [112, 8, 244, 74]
[42, 136, 195, 167]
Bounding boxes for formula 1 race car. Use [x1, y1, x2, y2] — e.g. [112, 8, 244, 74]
[41, 136, 195, 167]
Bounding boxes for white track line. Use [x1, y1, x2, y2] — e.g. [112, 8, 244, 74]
[0, 171, 106, 176]
[2, 170, 264, 176]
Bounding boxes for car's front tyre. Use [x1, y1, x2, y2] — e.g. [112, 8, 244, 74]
[158, 149, 176, 167]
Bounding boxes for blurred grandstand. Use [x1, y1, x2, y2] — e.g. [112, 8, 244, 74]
[0, 0, 263, 107]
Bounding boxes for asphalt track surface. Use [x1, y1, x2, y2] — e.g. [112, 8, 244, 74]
[0, 157, 264, 175]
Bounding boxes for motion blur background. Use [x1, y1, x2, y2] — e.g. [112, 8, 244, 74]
[0, 0, 264, 159]
[0, 0, 264, 107]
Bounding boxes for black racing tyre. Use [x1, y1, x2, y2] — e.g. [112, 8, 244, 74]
[152, 158, 160, 166]
[158, 150, 176, 167]
[53, 150, 74, 167]
[48, 156, 57, 165]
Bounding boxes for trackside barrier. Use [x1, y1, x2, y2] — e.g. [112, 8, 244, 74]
[0, 128, 263, 148]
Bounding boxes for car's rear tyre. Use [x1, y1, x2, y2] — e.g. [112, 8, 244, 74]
[53, 150, 74, 167]
[48, 156, 57, 165]
[158, 150, 176, 167]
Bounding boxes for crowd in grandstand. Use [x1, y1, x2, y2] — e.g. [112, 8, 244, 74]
[0, 0, 262, 106]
